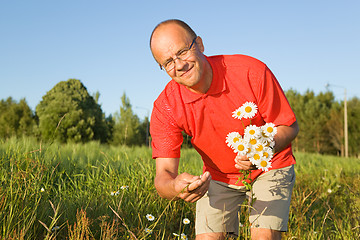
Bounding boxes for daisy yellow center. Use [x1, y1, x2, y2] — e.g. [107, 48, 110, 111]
[256, 145, 263, 151]
[237, 111, 241, 116]
[250, 138, 257, 145]
[260, 160, 268, 167]
[249, 129, 255, 135]
[267, 127, 274, 133]
[233, 137, 239, 143]
[254, 154, 260, 160]
[245, 106, 252, 113]
[237, 145, 245, 151]
[263, 152, 269, 158]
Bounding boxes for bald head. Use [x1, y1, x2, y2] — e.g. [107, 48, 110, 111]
[150, 19, 197, 56]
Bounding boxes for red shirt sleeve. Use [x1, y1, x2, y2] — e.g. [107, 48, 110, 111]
[150, 96, 183, 159]
[252, 65, 297, 127]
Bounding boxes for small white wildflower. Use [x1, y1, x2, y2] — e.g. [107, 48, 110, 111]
[181, 233, 188, 240]
[242, 102, 258, 119]
[51, 226, 60, 231]
[183, 218, 190, 225]
[256, 159, 272, 172]
[262, 147, 274, 160]
[249, 153, 263, 165]
[110, 191, 119, 196]
[120, 185, 129, 190]
[261, 122, 277, 138]
[225, 132, 242, 148]
[244, 125, 261, 140]
[144, 228, 152, 234]
[233, 139, 250, 155]
[40, 187, 45, 192]
[327, 189, 332, 194]
[146, 214, 155, 221]
[232, 106, 244, 120]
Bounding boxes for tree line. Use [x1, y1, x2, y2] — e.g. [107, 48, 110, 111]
[0, 79, 149, 146]
[1, 79, 359, 157]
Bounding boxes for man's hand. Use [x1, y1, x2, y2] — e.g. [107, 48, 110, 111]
[154, 158, 211, 203]
[175, 171, 211, 203]
[234, 155, 257, 170]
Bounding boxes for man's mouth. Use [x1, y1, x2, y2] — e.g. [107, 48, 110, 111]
[180, 66, 193, 77]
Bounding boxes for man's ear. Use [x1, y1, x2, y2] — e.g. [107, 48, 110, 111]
[196, 36, 205, 53]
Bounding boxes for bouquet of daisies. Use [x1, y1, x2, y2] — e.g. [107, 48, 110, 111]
[226, 102, 277, 172]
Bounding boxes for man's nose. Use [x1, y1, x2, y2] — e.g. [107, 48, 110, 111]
[174, 57, 187, 70]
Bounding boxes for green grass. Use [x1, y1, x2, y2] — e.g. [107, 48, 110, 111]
[0, 137, 359, 239]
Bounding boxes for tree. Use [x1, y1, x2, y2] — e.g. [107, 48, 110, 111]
[326, 102, 343, 156]
[112, 93, 143, 146]
[0, 97, 35, 138]
[285, 89, 337, 154]
[36, 79, 109, 143]
[347, 97, 360, 157]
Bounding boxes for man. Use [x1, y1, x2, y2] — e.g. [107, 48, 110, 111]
[149, 19, 299, 240]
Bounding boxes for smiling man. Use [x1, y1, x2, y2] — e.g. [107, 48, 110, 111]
[149, 19, 299, 240]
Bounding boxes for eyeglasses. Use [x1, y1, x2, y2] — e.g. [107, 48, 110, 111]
[159, 37, 197, 72]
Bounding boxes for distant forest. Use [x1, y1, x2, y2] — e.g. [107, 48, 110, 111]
[1, 79, 359, 157]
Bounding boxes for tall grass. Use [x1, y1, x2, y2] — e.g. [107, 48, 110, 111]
[0, 137, 359, 239]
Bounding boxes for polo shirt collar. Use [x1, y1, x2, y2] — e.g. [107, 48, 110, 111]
[180, 56, 227, 103]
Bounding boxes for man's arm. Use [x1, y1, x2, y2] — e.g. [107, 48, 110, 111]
[154, 157, 211, 203]
[235, 121, 299, 170]
[272, 120, 299, 153]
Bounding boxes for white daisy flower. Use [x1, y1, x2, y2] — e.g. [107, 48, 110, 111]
[232, 106, 244, 119]
[262, 147, 274, 160]
[244, 125, 261, 140]
[262, 139, 275, 149]
[233, 139, 250, 155]
[246, 146, 255, 158]
[52, 226, 60, 231]
[248, 137, 259, 147]
[225, 132, 242, 148]
[242, 102, 258, 119]
[262, 123, 277, 138]
[144, 228, 152, 234]
[253, 142, 266, 153]
[110, 191, 119, 196]
[249, 152, 262, 165]
[181, 233, 188, 240]
[146, 214, 155, 221]
[120, 185, 129, 190]
[256, 159, 272, 172]
[40, 187, 45, 192]
[183, 218, 190, 225]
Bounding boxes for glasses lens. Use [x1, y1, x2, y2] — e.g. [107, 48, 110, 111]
[162, 38, 196, 72]
[164, 61, 175, 71]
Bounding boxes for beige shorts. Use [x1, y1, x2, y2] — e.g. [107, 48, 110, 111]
[195, 165, 295, 235]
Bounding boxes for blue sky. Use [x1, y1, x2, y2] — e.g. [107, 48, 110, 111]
[1, 1, 359, 120]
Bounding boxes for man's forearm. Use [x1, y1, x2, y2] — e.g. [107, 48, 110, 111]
[154, 172, 180, 200]
[273, 121, 299, 153]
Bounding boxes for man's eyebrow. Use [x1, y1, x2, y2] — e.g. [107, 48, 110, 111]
[162, 45, 188, 64]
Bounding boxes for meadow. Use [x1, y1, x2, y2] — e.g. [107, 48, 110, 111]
[0, 137, 359, 240]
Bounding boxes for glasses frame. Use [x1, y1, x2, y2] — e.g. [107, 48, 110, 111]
[159, 37, 197, 72]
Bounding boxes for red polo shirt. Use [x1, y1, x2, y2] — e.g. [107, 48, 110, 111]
[150, 54, 297, 185]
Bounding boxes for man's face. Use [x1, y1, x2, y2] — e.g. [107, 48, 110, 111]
[151, 24, 207, 93]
